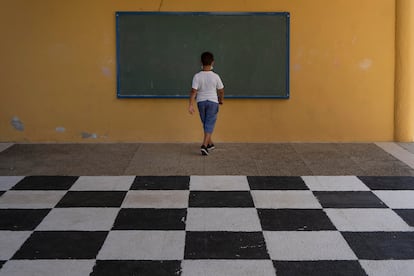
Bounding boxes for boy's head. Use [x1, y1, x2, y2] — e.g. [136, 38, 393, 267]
[201, 52, 214, 66]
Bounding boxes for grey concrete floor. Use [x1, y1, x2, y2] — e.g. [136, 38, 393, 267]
[399, 142, 414, 154]
[0, 143, 413, 176]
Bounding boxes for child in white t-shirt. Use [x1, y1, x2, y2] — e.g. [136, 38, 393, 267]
[188, 52, 225, 156]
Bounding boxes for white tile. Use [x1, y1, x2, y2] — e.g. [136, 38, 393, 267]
[0, 176, 24, 191]
[181, 260, 275, 276]
[252, 191, 322, 209]
[0, 260, 95, 276]
[190, 176, 249, 191]
[325, 209, 412, 231]
[0, 231, 32, 260]
[360, 260, 414, 276]
[373, 191, 414, 208]
[0, 191, 66, 209]
[122, 190, 189, 208]
[302, 176, 369, 191]
[97, 230, 185, 260]
[36, 208, 120, 231]
[264, 231, 357, 260]
[70, 176, 135, 191]
[186, 208, 261, 231]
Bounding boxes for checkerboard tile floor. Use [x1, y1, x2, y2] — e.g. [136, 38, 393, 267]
[0, 175, 413, 276]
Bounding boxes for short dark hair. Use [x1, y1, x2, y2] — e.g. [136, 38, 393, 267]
[201, 52, 214, 66]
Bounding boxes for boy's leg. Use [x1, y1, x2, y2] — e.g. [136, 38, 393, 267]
[203, 101, 219, 146]
[197, 101, 209, 155]
[203, 132, 212, 147]
[197, 101, 218, 155]
[197, 101, 207, 143]
[206, 134, 215, 150]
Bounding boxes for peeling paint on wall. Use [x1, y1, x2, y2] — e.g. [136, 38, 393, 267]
[351, 36, 358, 45]
[56, 127, 66, 133]
[101, 67, 111, 77]
[359, 58, 373, 70]
[11, 116, 24, 131]
[81, 132, 98, 139]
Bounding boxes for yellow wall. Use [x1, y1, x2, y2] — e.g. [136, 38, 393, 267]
[0, 0, 396, 142]
[394, 0, 414, 142]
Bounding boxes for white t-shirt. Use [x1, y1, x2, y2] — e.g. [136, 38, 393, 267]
[192, 71, 224, 103]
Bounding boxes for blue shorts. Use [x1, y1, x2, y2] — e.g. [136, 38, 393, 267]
[197, 100, 219, 133]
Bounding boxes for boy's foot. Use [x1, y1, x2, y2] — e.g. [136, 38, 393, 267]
[200, 145, 209, 156]
[207, 144, 215, 151]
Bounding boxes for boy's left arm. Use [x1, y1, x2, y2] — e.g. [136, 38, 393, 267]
[188, 88, 197, 114]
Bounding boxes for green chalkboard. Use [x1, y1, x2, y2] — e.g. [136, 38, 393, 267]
[116, 12, 290, 98]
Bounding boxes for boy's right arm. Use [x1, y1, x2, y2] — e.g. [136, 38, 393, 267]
[216, 75, 224, 105]
[189, 88, 197, 114]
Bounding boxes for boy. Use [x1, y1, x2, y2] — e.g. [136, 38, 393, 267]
[188, 52, 225, 156]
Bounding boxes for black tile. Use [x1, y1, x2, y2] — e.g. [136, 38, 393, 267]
[189, 191, 254, 207]
[258, 209, 336, 231]
[56, 191, 126, 207]
[0, 209, 50, 230]
[91, 260, 182, 276]
[358, 176, 414, 190]
[113, 208, 187, 230]
[248, 176, 308, 190]
[12, 176, 78, 190]
[185, 231, 269, 259]
[273, 261, 367, 276]
[313, 191, 387, 208]
[394, 209, 414, 227]
[131, 176, 189, 190]
[342, 232, 414, 260]
[12, 231, 108, 259]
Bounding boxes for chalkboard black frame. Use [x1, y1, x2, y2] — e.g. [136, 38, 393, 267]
[116, 12, 290, 99]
